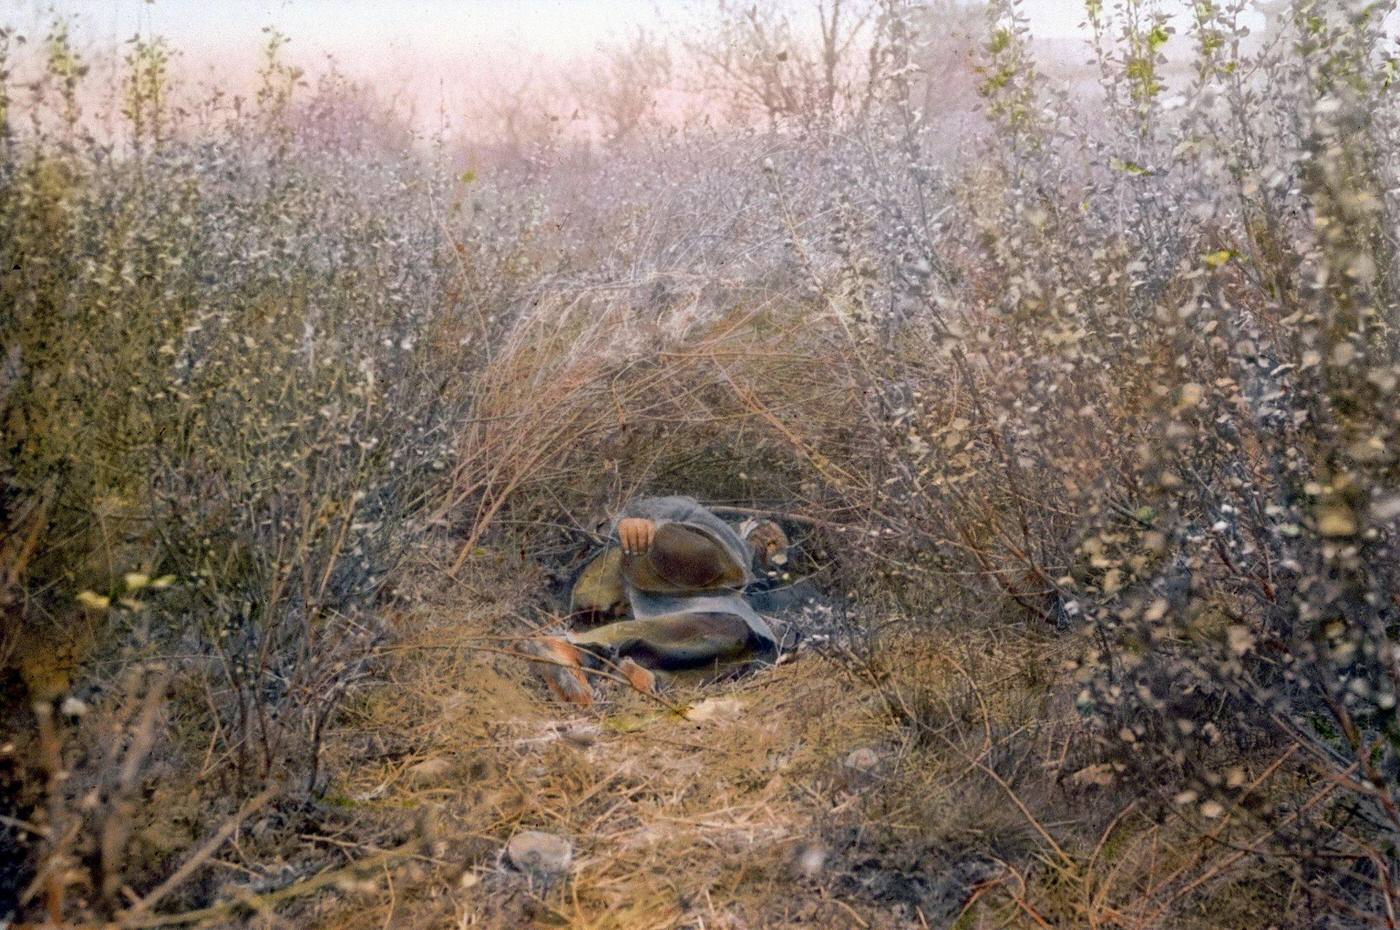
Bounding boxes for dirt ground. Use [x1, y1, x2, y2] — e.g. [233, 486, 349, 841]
[86, 555, 1286, 930]
[248, 546, 1286, 930]
[293, 564, 969, 930]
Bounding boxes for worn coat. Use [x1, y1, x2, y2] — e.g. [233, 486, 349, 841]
[567, 496, 777, 672]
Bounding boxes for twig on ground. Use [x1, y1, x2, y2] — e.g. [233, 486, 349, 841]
[117, 840, 420, 930]
[122, 786, 280, 920]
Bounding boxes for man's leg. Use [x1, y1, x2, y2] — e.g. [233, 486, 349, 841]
[526, 625, 665, 705]
[526, 636, 596, 706]
[531, 612, 771, 704]
[571, 612, 770, 674]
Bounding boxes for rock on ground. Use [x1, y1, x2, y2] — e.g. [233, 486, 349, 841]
[505, 830, 573, 880]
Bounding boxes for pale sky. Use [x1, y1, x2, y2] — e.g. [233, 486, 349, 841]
[15, 0, 1128, 60]
[6, 1, 1267, 133]
[26, 1, 678, 58]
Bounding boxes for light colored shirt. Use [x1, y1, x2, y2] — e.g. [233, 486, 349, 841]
[615, 496, 776, 648]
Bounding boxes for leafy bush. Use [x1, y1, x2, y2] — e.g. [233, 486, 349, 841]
[3, 0, 1399, 925]
[0, 27, 511, 916]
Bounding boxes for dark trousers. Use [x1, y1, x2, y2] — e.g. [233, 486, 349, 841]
[570, 611, 775, 674]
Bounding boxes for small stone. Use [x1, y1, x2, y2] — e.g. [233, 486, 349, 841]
[791, 841, 828, 879]
[841, 747, 883, 788]
[506, 830, 573, 879]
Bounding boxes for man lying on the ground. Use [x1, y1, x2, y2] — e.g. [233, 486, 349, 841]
[530, 496, 788, 706]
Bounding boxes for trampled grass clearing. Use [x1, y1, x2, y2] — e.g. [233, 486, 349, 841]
[266, 555, 1291, 930]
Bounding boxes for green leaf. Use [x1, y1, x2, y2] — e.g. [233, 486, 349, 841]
[1147, 24, 1170, 53]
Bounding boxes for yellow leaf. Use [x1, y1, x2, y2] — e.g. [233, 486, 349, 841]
[124, 572, 151, 591]
[1203, 249, 1232, 268]
[1067, 763, 1116, 787]
[77, 590, 110, 610]
[1317, 507, 1357, 537]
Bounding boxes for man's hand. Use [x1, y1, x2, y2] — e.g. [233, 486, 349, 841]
[617, 517, 656, 556]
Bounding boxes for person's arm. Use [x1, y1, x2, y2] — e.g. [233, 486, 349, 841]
[618, 517, 656, 556]
[615, 499, 749, 593]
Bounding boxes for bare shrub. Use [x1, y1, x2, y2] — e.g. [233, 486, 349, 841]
[3, 0, 1400, 925]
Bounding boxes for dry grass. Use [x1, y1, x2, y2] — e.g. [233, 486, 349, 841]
[206, 553, 1290, 930]
[299, 559, 893, 930]
[438, 291, 873, 533]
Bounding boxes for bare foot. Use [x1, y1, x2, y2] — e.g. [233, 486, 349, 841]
[617, 657, 657, 695]
[529, 637, 594, 706]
